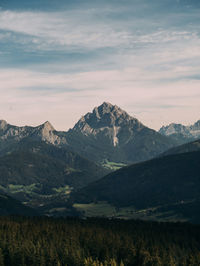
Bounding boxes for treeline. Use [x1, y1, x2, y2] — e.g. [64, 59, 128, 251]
[0, 217, 199, 265]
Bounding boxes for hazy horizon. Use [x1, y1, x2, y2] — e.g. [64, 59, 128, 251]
[1, 100, 199, 132]
[0, 0, 200, 130]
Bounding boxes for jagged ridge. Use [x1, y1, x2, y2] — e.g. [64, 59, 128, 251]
[159, 120, 200, 144]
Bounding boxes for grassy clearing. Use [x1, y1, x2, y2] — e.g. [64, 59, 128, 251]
[0, 184, 72, 213]
[73, 202, 117, 217]
[7, 183, 41, 194]
[102, 161, 127, 170]
[52, 185, 72, 194]
[1, 184, 73, 196]
[73, 202, 188, 222]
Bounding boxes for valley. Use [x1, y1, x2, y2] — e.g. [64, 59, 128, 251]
[0, 102, 200, 223]
[1, 0, 200, 264]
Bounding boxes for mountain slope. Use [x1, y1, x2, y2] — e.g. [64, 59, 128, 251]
[0, 139, 108, 190]
[159, 120, 200, 144]
[161, 139, 200, 157]
[0, 139, 108, 214]
[66, 102, 177, 164]
[72, 151, 200, 222]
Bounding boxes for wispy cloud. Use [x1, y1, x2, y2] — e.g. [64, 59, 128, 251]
[0, 9, 199, 52]
[0, 10, 133, 51]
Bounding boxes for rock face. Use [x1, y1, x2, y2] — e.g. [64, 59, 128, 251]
[190, 120, 200, 138]
[73, 102, 144, 147]
[31, 121, 67, 145]
[0, 120, 7, 131]
[67, 102, 177, 164]
[159, 120, 200, 144]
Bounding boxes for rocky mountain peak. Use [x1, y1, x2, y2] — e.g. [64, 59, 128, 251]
[96, 102, 116, 114]
[40, 121, 55, 132]
[101, 101, 113, 109]
[74, 102, 140, 132]
[94, 102, 127, 118]
[72, 102, 144, 148]
[33, 121, 57, 142]
[25, 121, 67, 146]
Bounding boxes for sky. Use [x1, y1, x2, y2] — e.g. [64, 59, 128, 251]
[0, 0, 200, 131]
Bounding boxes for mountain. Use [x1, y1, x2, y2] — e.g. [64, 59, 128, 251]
[0, 193, 37, 215]
[159, 120, 200, 144]
[72, 151, 200, 222]
[66, 102, 177, 164]
[0, 120, 67, 155]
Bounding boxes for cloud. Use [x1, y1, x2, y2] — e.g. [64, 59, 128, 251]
[0, 10, 133, 51]
[0, 2, 199, 130]
[1, 61, 199, 92]
[0, 9, 199, 52]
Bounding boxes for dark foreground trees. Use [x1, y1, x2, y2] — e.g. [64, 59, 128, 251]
[0, 216, 199, 265]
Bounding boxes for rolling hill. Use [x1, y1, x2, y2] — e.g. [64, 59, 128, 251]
[72, 150, 200, 222]
[161, 139, 200, 157]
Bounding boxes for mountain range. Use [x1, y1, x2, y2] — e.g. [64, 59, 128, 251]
[159, 120, 200, 144]
[0, 102, 178, 165]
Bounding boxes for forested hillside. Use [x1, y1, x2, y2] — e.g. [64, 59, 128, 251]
[0, 217, 200, 266]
